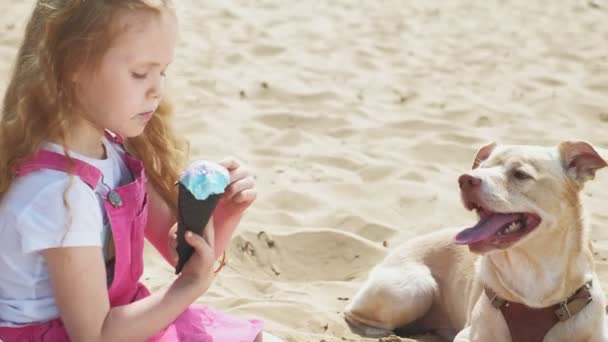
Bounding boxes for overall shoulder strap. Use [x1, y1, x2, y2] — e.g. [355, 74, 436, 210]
[15, 150, 102, 189]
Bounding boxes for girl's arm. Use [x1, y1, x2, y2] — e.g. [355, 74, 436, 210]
[42, 231, 214, 342]
[144, 182, 177, 266]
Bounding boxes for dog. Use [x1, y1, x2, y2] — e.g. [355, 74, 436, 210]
[344, 141, 608, 341]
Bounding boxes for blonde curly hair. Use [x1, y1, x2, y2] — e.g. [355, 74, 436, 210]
[1, 0, 187, 210]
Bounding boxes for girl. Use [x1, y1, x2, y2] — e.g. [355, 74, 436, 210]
[0, 1, 281, 341]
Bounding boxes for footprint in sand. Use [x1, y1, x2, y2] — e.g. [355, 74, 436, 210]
[356, 164, 397, 183]
[438, 132, 485, 145]
[254, 112, 351, 141]
[533, 74, 566, 87]
[225, 52, 243, 65]
[474, 115, 492, 127]
[266, 189, 321, 212]
[250, 44, 286, 57]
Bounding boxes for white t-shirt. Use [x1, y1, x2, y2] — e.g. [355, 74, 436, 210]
[0, 137, 132, 326]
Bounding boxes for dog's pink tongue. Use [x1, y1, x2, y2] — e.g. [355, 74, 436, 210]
[454, 213, 522, 245]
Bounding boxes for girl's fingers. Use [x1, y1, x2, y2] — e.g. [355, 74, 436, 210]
[168, 231, 179, 263]
[228, 167, 249, 185]
[218, 157, 239, 171]
[233, 188, 257, 204]
[224, 177, 255, 200]
[170, 232, 178, 248]
[202, 220, 215, 249]
[185, 231, 211, 256]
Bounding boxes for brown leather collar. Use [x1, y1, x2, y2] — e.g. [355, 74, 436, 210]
[484, 280, 593, 342]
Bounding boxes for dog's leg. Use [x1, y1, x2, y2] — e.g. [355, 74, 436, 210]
[453, 327, 472, 342]
[344, 262, 438, 338]
[394, 299, 458, 341]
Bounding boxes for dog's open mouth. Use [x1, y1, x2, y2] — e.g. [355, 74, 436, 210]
[454, 205, 542, 253]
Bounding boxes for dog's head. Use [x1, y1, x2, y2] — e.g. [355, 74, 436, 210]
[454, 141, 607, 254]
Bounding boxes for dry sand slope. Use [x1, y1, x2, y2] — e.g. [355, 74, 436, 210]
[1, 1, 608, 341]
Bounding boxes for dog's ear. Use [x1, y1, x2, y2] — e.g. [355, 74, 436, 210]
[472, 142, 496, 169]
[559, 141, 607, 183]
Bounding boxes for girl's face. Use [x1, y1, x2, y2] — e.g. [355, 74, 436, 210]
[76, 9, 177, 138]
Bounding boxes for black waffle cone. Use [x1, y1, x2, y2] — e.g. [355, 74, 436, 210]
[175, 182, 222, 274]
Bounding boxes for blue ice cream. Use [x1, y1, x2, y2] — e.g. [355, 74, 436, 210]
[178, 160, 230, 200]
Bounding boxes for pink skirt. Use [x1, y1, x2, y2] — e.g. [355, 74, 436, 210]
[0, 304, 263, 342]
[152, 304, 264, 342]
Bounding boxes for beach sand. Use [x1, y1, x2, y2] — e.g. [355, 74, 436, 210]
[1, 1, 608, 341]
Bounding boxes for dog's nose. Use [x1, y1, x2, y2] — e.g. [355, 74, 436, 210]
[459, 174, 482, 190]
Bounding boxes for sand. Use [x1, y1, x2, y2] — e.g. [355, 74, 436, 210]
[1, 1, 608, 341]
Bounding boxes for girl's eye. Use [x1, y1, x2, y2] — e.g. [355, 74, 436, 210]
[132, 72, 147, 79]
[512, 169, 532, 181]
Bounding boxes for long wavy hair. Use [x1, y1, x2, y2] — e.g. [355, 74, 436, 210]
[1, 0, 187, 210]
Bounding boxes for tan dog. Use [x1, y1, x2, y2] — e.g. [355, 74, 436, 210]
[344, 141, 608, 341]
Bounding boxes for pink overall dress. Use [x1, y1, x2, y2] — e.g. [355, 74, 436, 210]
[0, 135, 263, 341]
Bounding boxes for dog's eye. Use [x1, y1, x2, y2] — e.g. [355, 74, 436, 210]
[512, 170, 532, 180]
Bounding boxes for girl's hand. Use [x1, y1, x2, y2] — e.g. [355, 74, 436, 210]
[217, 157, 257, 214]
[168, 225, 178, 266]
[212, 158, 257, 257]
[177, 220, 217, 291]
[169, 157, 256, 266]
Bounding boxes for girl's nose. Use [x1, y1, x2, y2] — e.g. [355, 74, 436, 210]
[147, 75, 164, 99]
